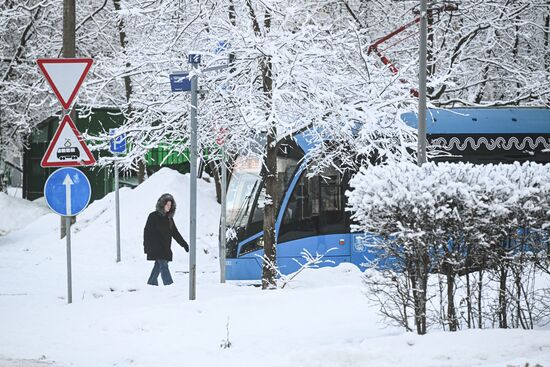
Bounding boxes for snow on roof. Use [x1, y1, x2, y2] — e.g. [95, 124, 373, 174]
[402, 107, 550, 135]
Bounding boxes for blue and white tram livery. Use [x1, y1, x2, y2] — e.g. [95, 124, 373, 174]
[224, 107, 550, 280]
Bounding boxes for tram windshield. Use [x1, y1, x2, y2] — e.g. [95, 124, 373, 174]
[226, 156, 262, 229]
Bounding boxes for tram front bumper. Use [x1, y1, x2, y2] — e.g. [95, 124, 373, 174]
[225, 257, 263, 280]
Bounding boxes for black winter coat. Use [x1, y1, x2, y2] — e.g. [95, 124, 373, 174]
[143, 211, 189, 261]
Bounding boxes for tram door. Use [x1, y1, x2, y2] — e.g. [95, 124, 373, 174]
[316, 167, 350, 258]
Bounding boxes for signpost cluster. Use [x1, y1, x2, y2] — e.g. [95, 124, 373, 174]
[169, 50, 231, 299]
[38, 58, 95, 304]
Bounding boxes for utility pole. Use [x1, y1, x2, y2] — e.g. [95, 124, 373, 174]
[60, 0, 76, 239]
[418, 0, 428, 166]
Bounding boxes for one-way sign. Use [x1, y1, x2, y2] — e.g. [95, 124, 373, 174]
[44, 167, 91, 216]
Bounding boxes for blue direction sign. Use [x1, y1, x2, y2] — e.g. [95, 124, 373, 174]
[109, 128, 127, 154]
[215, 41, 229, 54]
[44, 167, 91, 216]
[188, 54, 201, 64]
[169, 73, 191, 92]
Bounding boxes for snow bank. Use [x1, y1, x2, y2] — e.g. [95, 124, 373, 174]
[0, 192, 50, 236]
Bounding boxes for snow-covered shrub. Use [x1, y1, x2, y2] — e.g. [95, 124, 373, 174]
[349, 161, 550, 334]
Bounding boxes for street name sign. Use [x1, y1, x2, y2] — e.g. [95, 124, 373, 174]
[37, 58, 93, 110]
[44, 167, 91, 217]
[169, 73, 191, 92]
[188, 54, 201, 64]
[41, 115, 96, 167]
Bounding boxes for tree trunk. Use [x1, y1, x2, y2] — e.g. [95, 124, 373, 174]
[243, 0, 277, 289]
[477, 269, 483, 329]
[409, 250, 428, 335]
[513, 19, 521, 102]
[447, 272, 458, 331]
[262, 119, 277, 289]
[420, 253, 429, 334]
[514, 270, 526, 329]
[544, 7, 550, 100]
[465, 272, 472, 328]
[545, 14, 550, 70]
[427, 8, 435, 94]
[209, 161, 222, 204]
[260, 7, 276, 289]
[498, 265, 508, 328]
[112, 0, 139, 183]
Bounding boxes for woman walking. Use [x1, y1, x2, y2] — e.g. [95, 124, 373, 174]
[144, 193, 189, 286]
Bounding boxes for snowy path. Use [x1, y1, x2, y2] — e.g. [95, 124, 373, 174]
[2, 169, 550, 367]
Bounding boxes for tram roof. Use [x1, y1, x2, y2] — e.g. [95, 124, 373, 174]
[401, 107, 550, 135]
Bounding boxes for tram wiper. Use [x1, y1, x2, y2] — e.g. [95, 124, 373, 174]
[232, 181, 259, 232]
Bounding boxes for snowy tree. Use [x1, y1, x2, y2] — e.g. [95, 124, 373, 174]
[356, 0, 550, 106]
[349, 161, 550, 333]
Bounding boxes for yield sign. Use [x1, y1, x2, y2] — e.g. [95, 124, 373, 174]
[41, 115, 96, 167]
[37, 58, 93, 110]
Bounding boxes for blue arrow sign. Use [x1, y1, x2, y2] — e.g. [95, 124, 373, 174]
[169, 73, 191, 92]
[44, 167, 91, 216]
[109, 128, 127, 154]
[215, 41, 229, 54]
[188, 54, 201, 64]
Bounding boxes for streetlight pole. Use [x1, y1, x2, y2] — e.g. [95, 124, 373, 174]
[418, 0, 428, 166]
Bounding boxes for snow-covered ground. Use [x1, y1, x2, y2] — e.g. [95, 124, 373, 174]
[1, 168, 549, 367]
[0, 191, 49, 236]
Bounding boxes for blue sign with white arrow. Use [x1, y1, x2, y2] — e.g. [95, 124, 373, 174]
[169, 73, 191, 92]
[44, 167, 91, 216]
[188, 54, 201, 64]
[109, 128, 127, 154]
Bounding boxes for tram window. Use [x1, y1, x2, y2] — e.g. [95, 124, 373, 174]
[276, 156, 299, 201]
[276, 140, 302, 199]
[240, 236, 263, 256]
[247, 185, 266, 236]
[278, 172, 319, 243]
[247, 154, 299, 237]
[319, 167, 347, 234]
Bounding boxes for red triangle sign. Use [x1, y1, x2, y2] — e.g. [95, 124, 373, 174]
[37, 58, 93, 110]
[41, 115, 96, 167]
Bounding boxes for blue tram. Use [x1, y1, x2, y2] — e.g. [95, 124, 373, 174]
[224, 108, 550, 280]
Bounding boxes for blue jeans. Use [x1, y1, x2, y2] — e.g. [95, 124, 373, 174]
[147, 260, 173, 286]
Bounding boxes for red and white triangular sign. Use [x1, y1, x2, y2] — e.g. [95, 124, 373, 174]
[41, 115, 96, 167]
[37, 58, 93, 110]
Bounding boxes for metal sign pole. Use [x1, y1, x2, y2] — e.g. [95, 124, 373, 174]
[45, 168, 91, 304]
[189, 61, 198, 301]
[65, 215, 72, 304]
[115, 159, 121, 262]
[220, 148, 227, 283]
